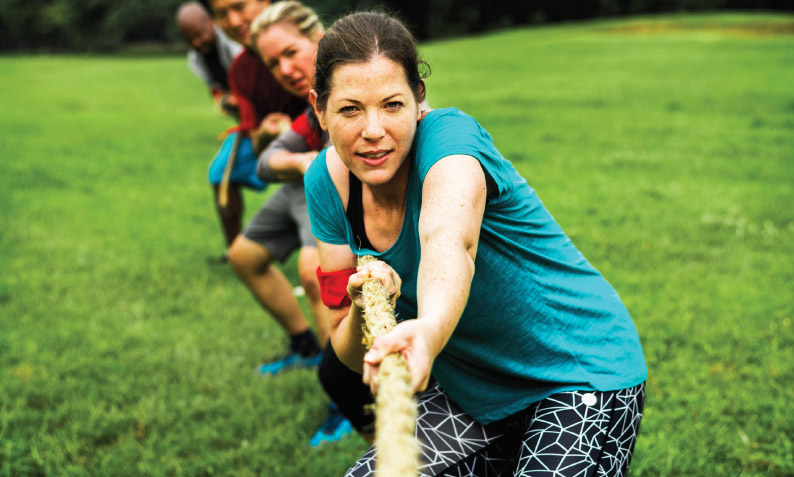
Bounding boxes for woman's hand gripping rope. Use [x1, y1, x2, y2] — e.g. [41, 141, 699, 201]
[354, 256, 419, 477]
[349, 259, 434, 394]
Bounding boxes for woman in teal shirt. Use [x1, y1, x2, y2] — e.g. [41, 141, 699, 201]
[305, 11, 647, 476]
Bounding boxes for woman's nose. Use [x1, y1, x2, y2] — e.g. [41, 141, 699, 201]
[362, 111, 385, 140]
[279, 59, 293, 77]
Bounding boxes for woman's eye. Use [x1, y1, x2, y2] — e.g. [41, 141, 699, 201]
[385, 101, 403, 110]
[339, 106, 357, 115]
[286, 49, 297, 57]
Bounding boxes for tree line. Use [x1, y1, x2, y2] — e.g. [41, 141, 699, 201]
[0, 0, 791, 51]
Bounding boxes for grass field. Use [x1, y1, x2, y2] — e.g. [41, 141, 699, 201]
[1, 11, 793, 477]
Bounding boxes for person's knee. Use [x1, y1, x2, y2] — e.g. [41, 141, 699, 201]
[228, 238, 271, 275]
[299, 268, 321, 300]
[297, 248, 321, 298]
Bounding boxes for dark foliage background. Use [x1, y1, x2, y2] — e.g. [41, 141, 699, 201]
[0, 0, 792, 51]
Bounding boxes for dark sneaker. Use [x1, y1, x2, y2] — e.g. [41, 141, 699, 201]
[256, 352, 322, 375]
[310, 403, 354, 447]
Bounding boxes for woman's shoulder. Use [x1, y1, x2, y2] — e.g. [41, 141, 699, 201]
[324, 147, 348, 183]
[417, 107, 483, 147]
[306, 146, 350, 209]
[415, 107, 485, 157]
[420, 107, 476, 129]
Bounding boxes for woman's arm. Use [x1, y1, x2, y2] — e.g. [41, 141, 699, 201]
[317, 240, 367, 373]
[258, 128, 317, 182]
[363, 154, 487, 393]
[264, 150, 317, 180]
[318, 240, 405, 374]
[250, 112, 292, 155]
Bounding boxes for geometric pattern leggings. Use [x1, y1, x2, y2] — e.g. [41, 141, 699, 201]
[346, 381, 645, 477]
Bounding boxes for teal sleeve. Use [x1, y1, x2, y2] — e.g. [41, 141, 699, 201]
[415, 108, 521, 196]
[304, 149, 349, 246]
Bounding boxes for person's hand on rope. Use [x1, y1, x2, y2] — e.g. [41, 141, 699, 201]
[252, 112, 293, 153]
[346, 259, 401, 309]
[362, 318, 435, 395]
[258, 112, 292, 137]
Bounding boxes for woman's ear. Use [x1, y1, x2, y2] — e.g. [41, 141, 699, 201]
[309, 89, 327, 131]
[416, 80, 427, 121]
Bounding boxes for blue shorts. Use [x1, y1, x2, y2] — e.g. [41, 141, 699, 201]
[207, 133, 267, 191]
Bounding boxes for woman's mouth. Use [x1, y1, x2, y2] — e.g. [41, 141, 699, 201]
[357, 150, 391, 166]
[290, 78, 307, 92]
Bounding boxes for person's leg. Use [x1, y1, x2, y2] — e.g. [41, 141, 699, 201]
[289, 191, 360, 445]
[511, 384, 646, 476]
[316, 343, 375, 445]
[207, 133, 266, 254]
[212, 184, 243, 248]
[594, 383, 645, 476]
[228, 235, 313, 336]
[297, 246, 330, 345]
[345, 382, 521, 477]
[228, 235, 321, 374]
[231, 185, 325, 373]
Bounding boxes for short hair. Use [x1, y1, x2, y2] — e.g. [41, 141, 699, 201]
[313, 11, 429, 111]
[176, 1, 211, 30]
[250, 1, 323, 50]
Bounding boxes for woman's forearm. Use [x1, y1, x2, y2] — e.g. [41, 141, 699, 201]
[416, 231, 476, 358]
[416, 154, 487, 359]
[251, 126, 276, 155]
[330, 304, 368, 373]
[265, 150, 316, 180]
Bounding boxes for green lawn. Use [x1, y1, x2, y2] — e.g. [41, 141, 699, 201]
[1, 12, 793, 476]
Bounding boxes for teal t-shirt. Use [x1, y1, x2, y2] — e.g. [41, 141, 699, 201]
[305, 108, 647, 424]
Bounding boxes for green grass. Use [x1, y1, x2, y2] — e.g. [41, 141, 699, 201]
[1, 12, 793, 476]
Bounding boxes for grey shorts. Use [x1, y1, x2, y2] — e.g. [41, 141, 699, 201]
[242, 181, 316, 262]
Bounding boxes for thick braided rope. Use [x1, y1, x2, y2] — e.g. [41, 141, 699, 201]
[358, 255, 419, 477]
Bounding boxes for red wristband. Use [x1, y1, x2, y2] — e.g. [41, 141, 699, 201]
[316, 266, 356, 308]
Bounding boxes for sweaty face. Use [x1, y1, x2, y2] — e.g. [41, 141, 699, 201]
[316, 56, 422, 187]
[256, 22, 317, 99]
[210, 0, 269, 46]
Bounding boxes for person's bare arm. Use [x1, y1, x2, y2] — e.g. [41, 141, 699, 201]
[362, 154, 487, 393]
[317, 240, 368, 372]
[258, 127, 318, 182]
[264, 150, 317, 180]
[251, 112, 292, 154]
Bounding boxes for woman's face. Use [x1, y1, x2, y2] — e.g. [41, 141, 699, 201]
[256, 22, 318, 99]
[315, 56, 422, 187]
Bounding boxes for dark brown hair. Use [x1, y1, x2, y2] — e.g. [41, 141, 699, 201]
[313, 11, 429, 111]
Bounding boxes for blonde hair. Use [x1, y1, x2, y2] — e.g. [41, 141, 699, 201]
[250, 1, 323, 49]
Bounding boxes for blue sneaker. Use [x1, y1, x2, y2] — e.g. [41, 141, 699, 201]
[310, 404, 354, 447]
[257, 352, 322, 375]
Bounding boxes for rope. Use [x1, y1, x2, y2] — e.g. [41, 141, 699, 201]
[358, 255, 419, 477]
